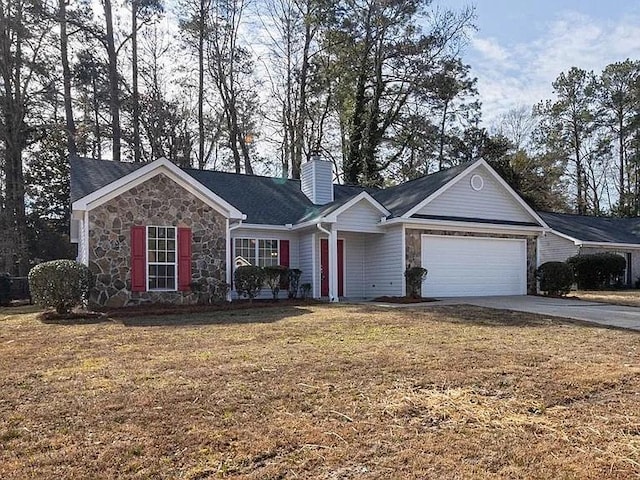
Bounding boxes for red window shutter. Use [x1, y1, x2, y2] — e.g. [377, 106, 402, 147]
[177, 227, 192, 291]
[280, 240, 290, 267]
[131, 226, 146, 292]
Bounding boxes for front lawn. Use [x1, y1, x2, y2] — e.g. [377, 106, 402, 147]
[1, 304, 639, 479]
[576, 290, 640, 307]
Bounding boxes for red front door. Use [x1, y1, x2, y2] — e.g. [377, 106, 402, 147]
[320, 238, 344, 297]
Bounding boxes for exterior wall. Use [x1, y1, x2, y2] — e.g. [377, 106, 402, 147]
[406, 228, 538, 295]
[298, 233, 315, 295]
[342, 232, 367, 297]
[230, 227, 300, 300]
[364, 225, 404, 297]
[230, 228, 299, 269]
[88, 173, 227, 307]
[335, 200, 383, 233]
[416, 165, 535, 223]
[538, 232, 579, 265]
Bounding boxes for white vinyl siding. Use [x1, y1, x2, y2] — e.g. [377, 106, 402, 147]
[298, 233, 314, 294]
[538, 232, 579, 265]
[421, 235, 527, 297]
[416, 165, 535, 223]
[300, 159, 333, 205]
[342, 232, 367, 297]
[335, 199, 383, 233]
[365, 225, 404, 297]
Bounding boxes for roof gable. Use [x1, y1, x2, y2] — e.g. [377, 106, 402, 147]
[72, 158, 244, 219]
[410, 163, 539, 224]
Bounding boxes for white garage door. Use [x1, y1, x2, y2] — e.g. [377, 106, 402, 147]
[421, 235, 527, 297]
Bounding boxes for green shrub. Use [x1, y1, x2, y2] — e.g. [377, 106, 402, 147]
[191, 278, 230, 304]
[28, 260, 94, 314]
[567, 253, 627, 290]
[300, 282, 312, 299]
[536, 261, 574, 296]
[264, 265, 288, 300]
[287, 269, 302, 299]
[404, 266, 428, 298]
[234, 265, 265, 301]
[0, 273, 11, 306]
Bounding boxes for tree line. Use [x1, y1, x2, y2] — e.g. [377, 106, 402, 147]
[1, 0, 639, 275]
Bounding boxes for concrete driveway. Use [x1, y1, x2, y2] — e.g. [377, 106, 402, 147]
[432, 295, 640, 331]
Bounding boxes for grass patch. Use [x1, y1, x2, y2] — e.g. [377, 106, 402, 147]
[0, 304, 639, 478]
[576, 290, 640, 307]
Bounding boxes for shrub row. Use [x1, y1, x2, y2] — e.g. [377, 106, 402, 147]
[234, 265, 307, 301]
[536, 252, 627, 296]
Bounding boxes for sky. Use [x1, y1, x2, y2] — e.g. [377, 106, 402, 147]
[440, 0, 640, 127]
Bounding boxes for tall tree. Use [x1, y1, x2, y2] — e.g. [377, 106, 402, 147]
[535, 68, 598, 214]
[179, 0, 211, 168]
[130, 0, 163, 162]
[430, 58, 479, 169]
[0, 0, 56, 274]
[207, 0, 256, 174]
[101, 0, 121, 161]
[597, 60, 640, 215]
[58, 0, 77, 156]
[325, 0, 475, 186]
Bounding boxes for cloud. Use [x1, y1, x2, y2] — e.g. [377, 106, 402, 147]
[471, 37, 511, 66]
[468, 10, 640, 126]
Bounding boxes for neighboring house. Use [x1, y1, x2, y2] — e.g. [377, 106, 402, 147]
[70, 156, 550, 307]
[538, 211, 640, 286]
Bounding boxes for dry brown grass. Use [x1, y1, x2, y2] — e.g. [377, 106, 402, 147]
[576, 290, 640, 307]
[1, 303, 639, 479]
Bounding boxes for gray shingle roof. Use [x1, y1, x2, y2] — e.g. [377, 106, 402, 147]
[70, 157, 477, 225]
[371, 162, 475, 217]
[539, 211, 640, 245]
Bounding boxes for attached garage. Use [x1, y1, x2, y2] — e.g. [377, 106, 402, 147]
[421, 235, 527, 297]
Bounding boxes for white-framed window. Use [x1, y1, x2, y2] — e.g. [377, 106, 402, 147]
[147, 226, 177, 290]
[234, 238, 280, 267]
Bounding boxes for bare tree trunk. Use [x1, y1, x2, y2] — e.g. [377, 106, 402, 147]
[573, 126, 585, 214]
[59, 0, 77, 156]
[103, 0, 121, 161]
[619, 112, 625, 213]
[197, 0, 206, 168]
[292, 8, 312, 179]
[131, 0, 141, 162]
[91, 73, 102, 160]
[438, 101, 449, 170]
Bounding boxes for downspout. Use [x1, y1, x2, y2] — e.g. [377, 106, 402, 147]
[83, 210, 90, 266]
[227, 218, 244, 300]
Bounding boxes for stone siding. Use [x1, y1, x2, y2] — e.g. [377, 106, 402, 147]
[88, 173, 227, 307]
[405, 228, 538, 295]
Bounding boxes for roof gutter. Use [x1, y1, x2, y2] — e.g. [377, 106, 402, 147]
[577, 240, 640, 249]
[381, 217, 548, 234]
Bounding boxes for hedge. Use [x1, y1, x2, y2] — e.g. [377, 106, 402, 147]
[566, 253, 626, 290]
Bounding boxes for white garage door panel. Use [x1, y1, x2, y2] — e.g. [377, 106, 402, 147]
[421, 236, 526, 297]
